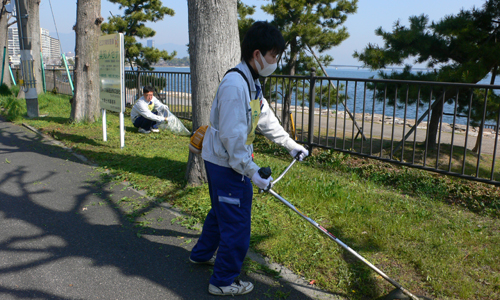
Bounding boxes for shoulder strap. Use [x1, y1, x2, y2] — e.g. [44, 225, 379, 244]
[224, 68, 252, 100]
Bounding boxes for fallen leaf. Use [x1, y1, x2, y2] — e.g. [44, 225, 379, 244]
[309, 280, 316, 285]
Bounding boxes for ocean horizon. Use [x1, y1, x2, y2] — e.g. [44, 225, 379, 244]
[144, 66, 499, 126]
[151, 66, 498, 84]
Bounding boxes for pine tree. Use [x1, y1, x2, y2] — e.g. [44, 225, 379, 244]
[101, 0, 176, 71]
[237, 0, 255, 45]
[261, 0, 358, 130]
[354, 0, 500, 148]
[185, 0, 239, 185]
[72, 0, 102, 122]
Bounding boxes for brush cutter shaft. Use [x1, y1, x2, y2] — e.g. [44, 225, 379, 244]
[267, 188, 421, 300]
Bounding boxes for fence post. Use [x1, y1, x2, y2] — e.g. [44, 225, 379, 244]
[53, 69, 56, 93]
[136, 70, 142, 100]
[308, 67, 316, 152]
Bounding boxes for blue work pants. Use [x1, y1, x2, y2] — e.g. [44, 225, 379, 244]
[133, 112, 159, 130]
[190, 160, 253, 287]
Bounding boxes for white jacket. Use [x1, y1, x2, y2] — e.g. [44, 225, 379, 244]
[130, 96, 169, 123]
[202, 61, 301, 179]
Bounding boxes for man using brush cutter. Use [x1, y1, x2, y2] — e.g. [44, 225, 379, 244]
[189, 21, 308, 296]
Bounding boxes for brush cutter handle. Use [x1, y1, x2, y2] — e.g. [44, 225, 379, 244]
[259, 150, 306, 191]
[258, 167, 272, 179]
[294, 151, 305, 160]
[272, 158, 298, 186]
[272, 150, 306, 185]
[258, 167, 273, 193]
[258, 156, 299, 193]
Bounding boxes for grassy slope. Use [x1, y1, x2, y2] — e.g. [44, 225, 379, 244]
[1, 90, 499, 300]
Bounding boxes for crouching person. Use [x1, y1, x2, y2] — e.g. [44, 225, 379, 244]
[130, 85, 168, 134]
[189, 21, 309, 296]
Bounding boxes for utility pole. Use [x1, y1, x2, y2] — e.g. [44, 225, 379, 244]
[14, 0, 38, 117]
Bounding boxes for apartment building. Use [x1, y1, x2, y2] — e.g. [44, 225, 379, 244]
[7, 27, 20, 65]
[7, 26, 61, 66]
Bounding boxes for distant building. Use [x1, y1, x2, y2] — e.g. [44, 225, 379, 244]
[49, 36, 61, 62]
[8, 26, 61, 66]
[147, 39, 155, 48]
[7, 27, 20, 66]
[41, 28, 51, 62]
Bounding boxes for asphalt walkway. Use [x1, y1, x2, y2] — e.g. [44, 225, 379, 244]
[0, 118, 343, 300]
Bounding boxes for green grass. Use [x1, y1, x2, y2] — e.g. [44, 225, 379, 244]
[2, 89, 499, 300]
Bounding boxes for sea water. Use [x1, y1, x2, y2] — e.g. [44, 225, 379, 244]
[152, 66, 500, 126]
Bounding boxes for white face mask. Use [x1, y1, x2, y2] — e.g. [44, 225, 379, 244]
[255, 51, 277, 77]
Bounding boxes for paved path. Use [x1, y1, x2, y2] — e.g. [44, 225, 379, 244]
[0, 118, 343, 300]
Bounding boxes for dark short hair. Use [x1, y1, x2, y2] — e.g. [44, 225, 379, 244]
[241, 21, 285, 64]
[143, 85, 154, 94]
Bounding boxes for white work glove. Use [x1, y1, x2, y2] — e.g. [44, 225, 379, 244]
[251, 172, 273, 190]
[290, 145, 309, 161]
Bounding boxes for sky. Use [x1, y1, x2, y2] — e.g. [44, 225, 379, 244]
[37, 0, 488, 67]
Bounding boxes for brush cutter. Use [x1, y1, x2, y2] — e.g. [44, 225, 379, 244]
[258, 156, 432, 300]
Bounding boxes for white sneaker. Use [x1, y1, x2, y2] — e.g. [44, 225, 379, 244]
[189, 255, 216, 266]
[138, 128, 151, 134]
[208, 279, 254, 296]
[151, 128, 160, 133]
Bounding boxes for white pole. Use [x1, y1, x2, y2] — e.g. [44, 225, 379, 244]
[102, 109, 107, 142]
[120, 111, 125, 149]
[120, 33, 125, 149]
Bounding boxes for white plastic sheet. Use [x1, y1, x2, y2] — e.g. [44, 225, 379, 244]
[157, 106, 191, 136]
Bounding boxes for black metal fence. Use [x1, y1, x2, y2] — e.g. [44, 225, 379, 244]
[125, 69, 500, 186]
[24, 67, 496, 185]
[124, 70, 192, 119]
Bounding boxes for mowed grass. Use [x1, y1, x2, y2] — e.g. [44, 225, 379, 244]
[1, 89, 499, 300]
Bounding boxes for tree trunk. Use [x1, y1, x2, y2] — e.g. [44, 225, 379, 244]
[186, 0, 240, 186]
[27, 0, 42, 94]
[426, 96, 444, 149]
[472, 66, 497, 153]
[282, 40, 298, 132]
[0, 0, 12, 87]
[471, 124, 483, 153]
[71, 0, 102, 122]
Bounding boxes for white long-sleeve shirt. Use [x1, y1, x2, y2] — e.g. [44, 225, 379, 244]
[202, 61, 300, 179]
[130, 96, 169, 123]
